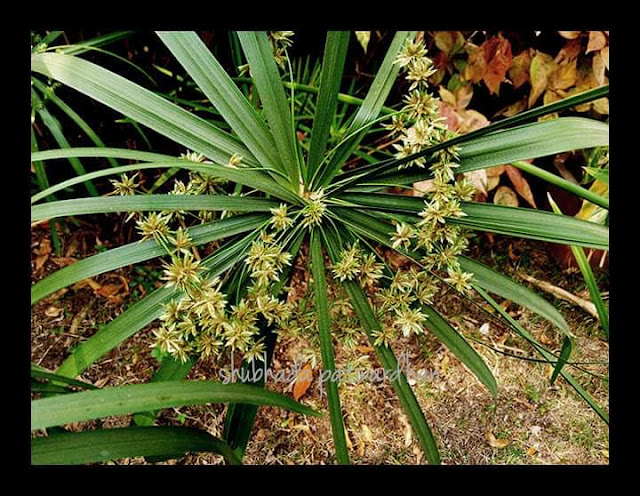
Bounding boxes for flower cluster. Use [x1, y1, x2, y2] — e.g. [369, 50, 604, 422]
[385, 35, 475, 294]
[331, 242, 384, 288]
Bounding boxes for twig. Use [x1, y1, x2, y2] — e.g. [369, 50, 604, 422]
[518, 273, 598, 318]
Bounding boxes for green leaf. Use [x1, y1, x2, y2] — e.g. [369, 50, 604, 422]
[421, 305, 497, 397]
[459, 256, 571, 337]
[31, 364, 98, 390]
[31, 213, 268, 303]
[31, 381, 320, 431]
[31, 426, 241, 465]
[31, 194, 280, 222]
[334, 193, 609, 250]
[321, 226, 440, 464]
[133, 356, 197, 427]
[548, 194, 609, 339]
[237, 31, 300, 185]
[32, 89, 99, 197]
[306, 32, 351, 185]
[550, 336, 573, 385]
[31, 52, 256, 169]
[31, 77, 119, 168]
[310, 228, 350, 464]
[156, 31, 294, 190]
[55, 234, 256, 379]
[315, 31, 413, 189]
[30, 150, 300, 204]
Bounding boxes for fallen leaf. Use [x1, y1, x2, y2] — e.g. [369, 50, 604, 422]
[361, 424, 373, 443]
[592, 97, 609, 115]
[34, 238, 52, 271]
[95, 283, 125, 298]
[85, 278, 102, 291]
[293, 363, 313, 401]
[486, 431, 510, 449]
[50, 256, 78, 267]
[526, 446, 538, 456]
[481, 35, 513, 95]
[493, 185, 519, 207]
[479, 322, 491, 335]
[438, 101, 460, 130]
[558, 31, 581, 40]
[356, 345, 374, 353]
[486, 165, 506, 177]
[505, 165, 537, 208]
[509, 49, 532, 89]
[440, 354, 450, 374]
[413, 179, 436, 197]
[434, 31, 455, 55]
[486, 175, 501, 192]
[44, 306, 63, 318]
[508, 243, 520, 261]
[495, 98, 528, 118]
[528, 51, 555, 108]
[539, 333, 555, 346]
[94, 377, 109, 388]
[586, 31, 607, 54]
[438, 86, 457, 106]
[464, 169, 488, 195]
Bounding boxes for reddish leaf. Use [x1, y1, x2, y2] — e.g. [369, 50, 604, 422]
[293, 363, 313, 401]
[554, 39, 582, 65]
[505, 165, 537, 208]
[481, 35, 513, 95]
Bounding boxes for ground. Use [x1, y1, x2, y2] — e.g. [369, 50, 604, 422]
[30, 217, 609, 465]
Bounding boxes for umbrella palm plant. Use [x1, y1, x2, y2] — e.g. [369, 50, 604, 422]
[30, 30, 609, 465]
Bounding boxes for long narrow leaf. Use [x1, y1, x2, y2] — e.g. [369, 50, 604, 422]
[31, 426, 241, 465]
[156, 31, 293, 190]
[31, 381, 320, 430]
[32, 194, 280, 222]
[237, 31, 300, 185]
[306, 32, 351, 184]
[310, 228, 350, 464]
[31, 52, 257, 169]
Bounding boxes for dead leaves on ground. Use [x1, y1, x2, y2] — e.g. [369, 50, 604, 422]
[293, 363, 313, 401]
[72, 275, 130, 304]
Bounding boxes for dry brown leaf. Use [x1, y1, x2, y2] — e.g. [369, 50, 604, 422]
[558, 31, 581, 40]
[554, 39, 582, 65]
[44, 306, 63, 318]
[586, 31, 607, 54]
[464, 169, 488, 195]
[486, 165, 506, 177]
[94, 377, 110, 388]
[549, 58, 577, 91]
[592, 52, 606, 86]
[486, 175, 501, 192]
[292, 363, 313, 401]
[592, 97, 609, 115]
[509, 49, 532, 89]
[458, 109, 489, 133]
[95, 283, 125, 298]
[361, 424, 373, 443]
[440, 354, 450, 374]
[356, 345, 374, 353]
[464, 43, 487, 84]
[413, 179, 435, 197]
[50, 257, 78, 267]
[600, 45, 609, 70]
[505, 165, 537, 208]
[486, 431, 510, 449]
[526, 446, 538, 456]
[495, 98, 528, 118]
[455, 84, 474, 110]
[438, 86, 457, 106]
[528, 51, 555, 108]
[34, 238, 52, 271]
[481, 35, 513, 95]
[508, 244, 520, 261]
[493, 185, 519, 207]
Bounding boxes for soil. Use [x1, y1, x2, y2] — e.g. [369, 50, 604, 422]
[30, 217, 609, 465]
